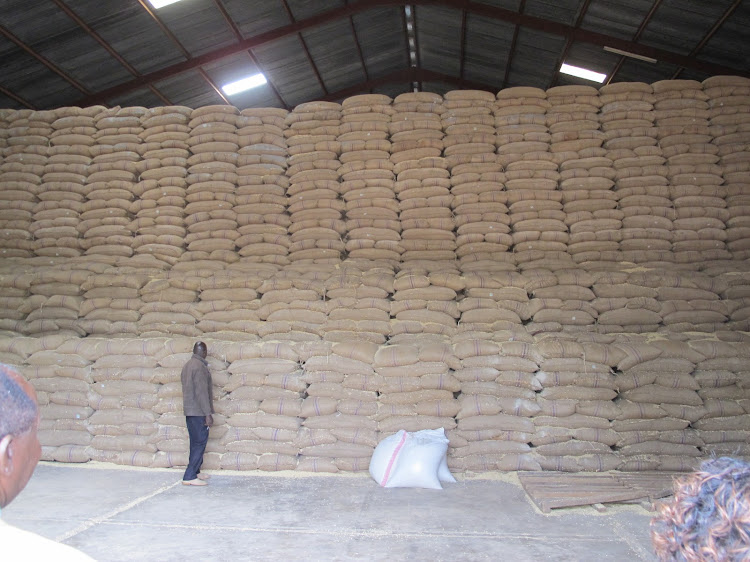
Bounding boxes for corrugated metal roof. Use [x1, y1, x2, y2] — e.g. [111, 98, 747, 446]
[252, 34, 326, 108]
[415, 6, 463, 76]
[1, 1, 70, 44]
[474, 0, 524, 11]
[108, 88, 165, 109]
[302, 19, 367, 93]
[202, 52, 286, 109]
[0, 1, 131, 93]
[222, 0, 292, 38]
[639, 0, 737, 56]
[225, 84, 283, 110]
[154, 0, 237, 57]
[525, 0, 586, 26]
[287, 0, 345, 22]
[45, 36, 133, 92]
[0, 36, 82, 107]
[71, 1, 187, 75]
[614, 59, 682, 84]
[153, 69, 223, 108]
[564, 42, 619, 77]
[421, 80, 458, 97]
[507, 28, 566, 89]
[0, 0, 747, 111]
[581, 0, 655, 41]
[371, 82, 412, 100]
[352, 7, 408, 78]
[463, 15, 515, 86]
[697, 1, 750, 71]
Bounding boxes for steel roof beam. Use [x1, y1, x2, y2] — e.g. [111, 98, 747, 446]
[447, 0, 746, 76]
[211, 0, 289, 109]
[74, 0, 750, 106]
[459, 9, 467, 81]
[52, 0, 172, 105]
[547, 0, 593, 90]
[135, 0, 230, 104]
[501, 0, 525, 90]
[344, 0, 370, 84]
[0, 24, 90, 95]
[280, 0, 328, 96]
[670, 0, 742, 80]
[135, 0, 190, 58]
[196, 68, 232, 105]
[0, 85, 35, 109]
[245, 49, 289, 109]
[400, 5, 416, 91]
[411, 6, 423, 91]
[605, 0, 663, 85]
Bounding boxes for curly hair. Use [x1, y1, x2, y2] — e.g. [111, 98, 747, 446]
[651, 456, 750, 561]
[0, 364, 38, 439]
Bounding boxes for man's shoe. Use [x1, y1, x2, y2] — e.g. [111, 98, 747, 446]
[182, 479, 207, 486]
[197, 473, 210, 481]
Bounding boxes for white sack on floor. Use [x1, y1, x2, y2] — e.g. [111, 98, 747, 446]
[369, 428, 456, 489]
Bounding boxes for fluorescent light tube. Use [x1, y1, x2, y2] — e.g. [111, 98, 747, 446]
[603, 46, 658, 64]
[222, 73, 268, 96]
[148, 0, 184, 8]
[560, 63, 607, 83]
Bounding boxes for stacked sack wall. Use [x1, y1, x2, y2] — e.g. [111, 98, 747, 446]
[0, 75, 748, 474]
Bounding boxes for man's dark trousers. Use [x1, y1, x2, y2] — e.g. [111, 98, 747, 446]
[184, 415, 209, 480]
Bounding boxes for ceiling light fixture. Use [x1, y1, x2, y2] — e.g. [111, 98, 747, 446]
[603, 46, 658, 64]
[148, 0, 185, 8]
[222, 73, 268, 96]
[559, 63, 607, 83]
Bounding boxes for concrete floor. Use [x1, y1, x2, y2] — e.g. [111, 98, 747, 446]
[3, 462, 659, 561]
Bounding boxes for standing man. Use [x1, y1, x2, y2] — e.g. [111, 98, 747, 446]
[0, 364, 94, 560]
[180, 341, 214, 486]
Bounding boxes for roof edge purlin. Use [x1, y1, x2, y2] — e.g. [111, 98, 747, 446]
[72, 0, 748, 107]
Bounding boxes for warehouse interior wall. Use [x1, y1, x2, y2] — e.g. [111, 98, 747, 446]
[0, 76, 749, 474]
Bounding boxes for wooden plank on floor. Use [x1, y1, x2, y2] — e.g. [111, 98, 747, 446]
[518, 471, 678, 513]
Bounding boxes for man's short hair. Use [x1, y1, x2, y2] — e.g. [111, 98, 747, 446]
[193, 341, 207, 355]
[0, 364, 38, 439]
[651, 456, 750, 561]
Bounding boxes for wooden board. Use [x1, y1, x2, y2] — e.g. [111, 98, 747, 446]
[518, 471, 681, 513]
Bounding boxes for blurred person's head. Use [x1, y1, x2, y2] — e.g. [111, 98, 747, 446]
[0, 364, 41, 508]
[651, 456, 750, 561]
[193, 341, 207, 359]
